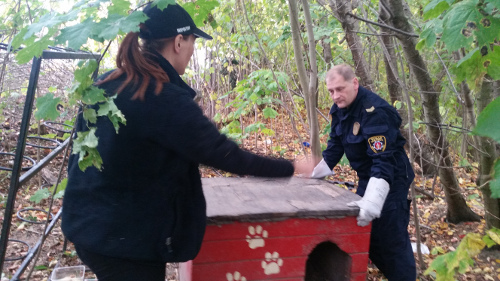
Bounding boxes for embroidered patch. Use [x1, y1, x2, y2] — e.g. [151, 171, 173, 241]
[368, 135, 386, 153]
[365, 106, 375, 113]
[353, 122, 360, 136]
[177, 26, 191, 33]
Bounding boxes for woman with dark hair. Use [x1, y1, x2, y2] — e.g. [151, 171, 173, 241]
[61, 3, 302, 281]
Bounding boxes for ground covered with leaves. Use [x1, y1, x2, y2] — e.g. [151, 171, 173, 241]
[1, 105, 498, 280]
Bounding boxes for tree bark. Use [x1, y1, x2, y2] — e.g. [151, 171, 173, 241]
[288, 0, 322, 159]
[383, 0, 480, 223]
[378, 7, 437, 177]
[477, 76, 500, 229]
[328, 0, 375, 91]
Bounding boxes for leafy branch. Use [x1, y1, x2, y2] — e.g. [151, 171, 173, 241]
[13, 0, 217, 171]
[425, 228, 500, 280]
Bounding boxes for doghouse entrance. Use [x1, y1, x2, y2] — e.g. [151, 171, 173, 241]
[305, 241, 352, 281]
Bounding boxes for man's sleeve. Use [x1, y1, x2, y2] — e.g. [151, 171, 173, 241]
[322, 116, 345, 170]
[361, 107, 401, 185]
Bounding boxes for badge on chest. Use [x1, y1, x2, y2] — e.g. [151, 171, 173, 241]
[353, 122, 360, 135]
[368, 135, 386, 153]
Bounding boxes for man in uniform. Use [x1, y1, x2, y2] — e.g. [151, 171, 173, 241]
[311, 64, 416, 280]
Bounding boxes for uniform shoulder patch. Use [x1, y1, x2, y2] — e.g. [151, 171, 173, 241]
[368, 135, 386, 153]
[365, 106, 375, 112]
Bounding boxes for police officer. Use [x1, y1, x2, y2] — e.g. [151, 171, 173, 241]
[311, 64, 416, 280]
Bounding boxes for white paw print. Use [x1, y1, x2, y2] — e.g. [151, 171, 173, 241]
[226, 271, 247, 281]
[261, 251, 283, 275]
[246, 225, 268, 249]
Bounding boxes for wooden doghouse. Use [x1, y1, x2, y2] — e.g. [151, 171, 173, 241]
[180, 177, 371, 281]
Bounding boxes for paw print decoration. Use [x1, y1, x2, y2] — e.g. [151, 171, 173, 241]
[246, 225, 268, 249]
[226, 271, 247, 281]
[261, 251, 283, 275]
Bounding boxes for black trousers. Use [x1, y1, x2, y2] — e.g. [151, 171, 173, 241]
[75, 245, 165, 281]
[369, 199, 416, 281]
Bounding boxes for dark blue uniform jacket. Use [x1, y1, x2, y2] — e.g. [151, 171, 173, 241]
[62, 54, 294, 263]
[323, 86, 414, 204]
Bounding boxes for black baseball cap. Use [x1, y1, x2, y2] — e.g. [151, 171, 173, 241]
[139, 3, 213, 40]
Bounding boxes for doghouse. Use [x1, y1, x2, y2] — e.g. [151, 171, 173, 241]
[179, 177, 371, 281]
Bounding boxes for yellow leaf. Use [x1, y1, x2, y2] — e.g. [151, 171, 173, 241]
[465, 233, 486, 256]
[423, 212, 430, 219]
[487, 230, 500, 245]
[496, 259, 500, 264]
[447, 231, 454, 235]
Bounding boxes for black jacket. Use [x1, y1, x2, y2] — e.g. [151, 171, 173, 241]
[323, 86, 414, 202]
[61, 54, 294, 262]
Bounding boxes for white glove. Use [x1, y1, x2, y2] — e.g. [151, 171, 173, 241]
[347, 177, 389, 226]
[310, 159, 334, 178]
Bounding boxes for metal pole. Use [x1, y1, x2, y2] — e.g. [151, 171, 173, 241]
[0, 57, 42, 271]
[10, 208, 63, 281]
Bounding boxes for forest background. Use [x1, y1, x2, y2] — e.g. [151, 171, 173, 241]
[1, 0, 500, 280]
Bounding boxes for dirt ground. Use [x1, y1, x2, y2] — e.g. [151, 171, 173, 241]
[1, 159, 497, 280]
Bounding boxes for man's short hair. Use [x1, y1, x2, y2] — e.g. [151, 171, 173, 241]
[326, 64, 355, 81]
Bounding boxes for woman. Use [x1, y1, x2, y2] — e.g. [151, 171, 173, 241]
[61, 3, 300, 281]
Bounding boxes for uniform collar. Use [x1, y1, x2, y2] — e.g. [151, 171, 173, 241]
[154, 51, 197, 99]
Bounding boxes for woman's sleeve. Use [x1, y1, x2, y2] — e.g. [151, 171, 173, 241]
[150, 91, 294, 177]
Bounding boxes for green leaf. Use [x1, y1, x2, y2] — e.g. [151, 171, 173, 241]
[50, 178, 68, 199]
[262, 107, 278, 119]
[72, 128, 103, 171]
[82, 86, 106, 105]
[108, 0, 131, 16]
[34, 265, 48, 270]
[29, 189, 50, 204]
[56, 18, 95, 50]
[95, 11, 148, 40]
[245, 122, 265, 133]
[490, 158, 500, 198]
[472, 96, 500, 143]
[11, 28, 29, 50]
[417, 23, 438, 50]
[261, 128, 275, 136]
[83, 108, 98, 124]
[73, 128, 99, 151]
[441, 0, 479, 51]
[35, 93, 61, 121]
[23, 12, 62, 39]
[453, 48, 484, 84]
[121, 10, 149, 33]
[97, 96, 126, 133]
[78, 147, 103, 171]
[182, 0, 219, 27]
[423, 0, 453, 20]
[485, 45, 500, 80]
[74, 60, 98, 83]
[15, 35, 53, 64]
[475, 16, 500, 47]
[393, 100, 402, 110]
[249, 93, 259, 103]
[152, 0, 177, 10]
[483, 235, 497, 248]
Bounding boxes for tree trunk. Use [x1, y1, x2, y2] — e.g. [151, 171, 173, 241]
[378, 8, 437, 177]
[288, 0, 322, 159]
[383, 0, 480, 223]
[477, 76, 500, 229]
[328, 0, 375, 91]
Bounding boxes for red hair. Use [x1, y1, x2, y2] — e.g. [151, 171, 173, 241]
[96, 28, 172, 100]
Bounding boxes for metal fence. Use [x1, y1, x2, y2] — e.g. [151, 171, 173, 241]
[0, 44, 100, 280]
